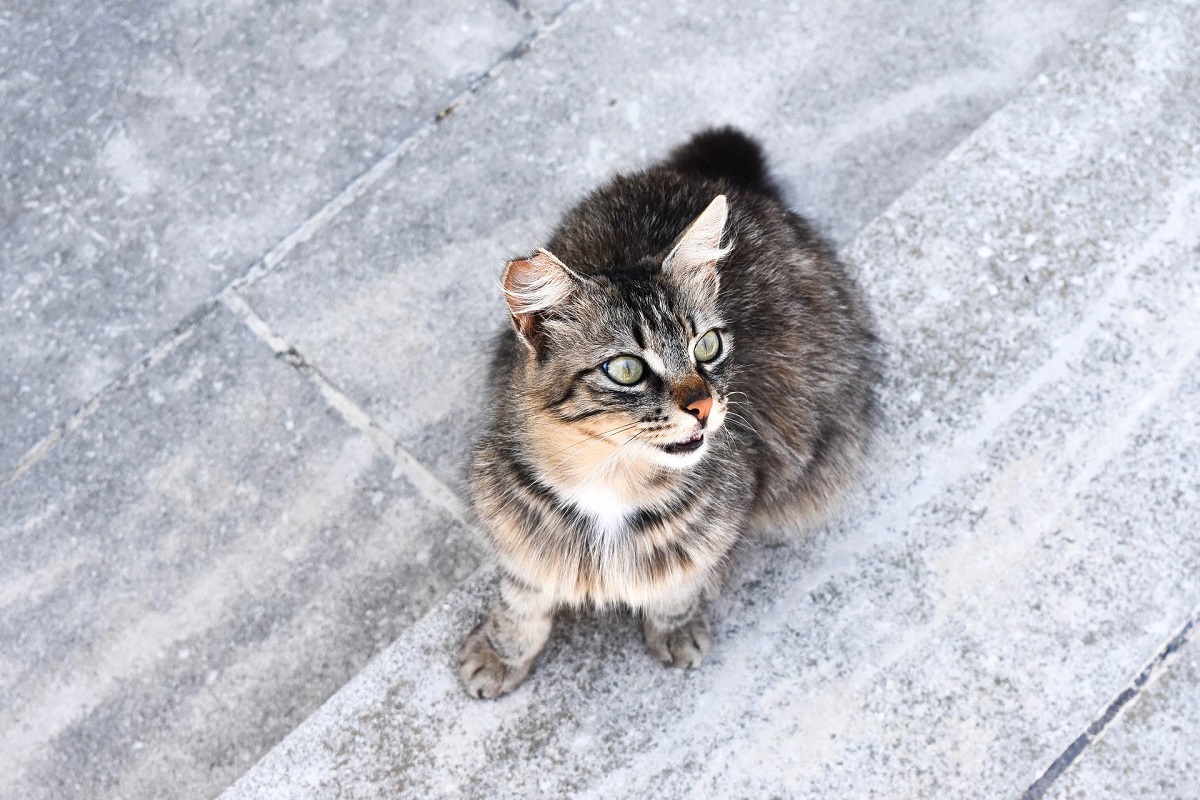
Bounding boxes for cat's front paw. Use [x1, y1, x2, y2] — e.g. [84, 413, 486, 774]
[458, 622, 532, 699]
[643, 612, 711, 669]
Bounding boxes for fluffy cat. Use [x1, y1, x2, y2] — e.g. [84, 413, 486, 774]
[460, 127, 878, 699]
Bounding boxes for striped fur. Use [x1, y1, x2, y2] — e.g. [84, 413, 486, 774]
[459, 128, 879, 699]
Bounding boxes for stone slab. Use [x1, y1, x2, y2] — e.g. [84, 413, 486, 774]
[240, 0, 1116, 493]
[516, 0, 573, 25]
[0, 0, 532, 472]
[1046, 631, 1200, 800]
[222, 2, 1200, 797]
[0, 307, 479, 800]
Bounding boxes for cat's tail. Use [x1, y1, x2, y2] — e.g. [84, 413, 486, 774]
[663, 126, 782, 199]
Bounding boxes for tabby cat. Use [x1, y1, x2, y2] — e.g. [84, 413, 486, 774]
[460, 127, 878, 698]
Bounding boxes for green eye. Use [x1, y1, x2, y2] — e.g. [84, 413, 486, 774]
[602, 356, 645, 386]
[694, 330, 722, 363]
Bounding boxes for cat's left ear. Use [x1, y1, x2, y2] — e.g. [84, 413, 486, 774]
[502, 248, 580, 351]
[663, 194, 729, 302]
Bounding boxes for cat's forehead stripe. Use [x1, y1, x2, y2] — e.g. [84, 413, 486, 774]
[651, 303, 695, 346]
[645, 302, 680, 337]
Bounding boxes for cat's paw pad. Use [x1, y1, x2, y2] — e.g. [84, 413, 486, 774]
[644, 613, 711, 669]
[458, 623, 531, 699]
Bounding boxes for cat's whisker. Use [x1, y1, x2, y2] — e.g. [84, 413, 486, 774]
[502, 426, 638, 523]
[580, 431, 645, 488]
[545, 435, 619, 476]
[611, 438, 654, 486]
[542, 420, 642, 460]
[724, 392, 752, 409]
[572, 445, 625, 493]
[542, 421, 644, 475]
[724, 410, 762, 437]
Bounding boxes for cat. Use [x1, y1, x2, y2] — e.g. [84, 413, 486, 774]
[459, 127, 879, 699]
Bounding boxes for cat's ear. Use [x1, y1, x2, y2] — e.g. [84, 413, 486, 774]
[502, 248, 579, 350]
[663, 194, 729, 302]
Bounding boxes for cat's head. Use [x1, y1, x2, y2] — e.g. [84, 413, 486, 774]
[503, 195, 734, 474]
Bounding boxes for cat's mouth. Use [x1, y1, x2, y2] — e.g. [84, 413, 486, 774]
[660, 432, 705, 455]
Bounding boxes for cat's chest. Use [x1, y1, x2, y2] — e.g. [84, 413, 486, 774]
[563, 485, 637, 537]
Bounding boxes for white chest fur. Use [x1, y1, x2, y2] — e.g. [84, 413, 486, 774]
[564, 485, 636, 537]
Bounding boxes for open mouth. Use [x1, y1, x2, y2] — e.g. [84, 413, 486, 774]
[661, 432, 705, 455]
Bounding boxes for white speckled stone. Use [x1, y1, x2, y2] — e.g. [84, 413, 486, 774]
[1046, 632, 1200, 800]
[222, 1, 1200, 797]
[239, 0, 1115, 493]
[514, 0, 573, 24]
[0, 308, 478, 800]
[0, 0, 532, 473]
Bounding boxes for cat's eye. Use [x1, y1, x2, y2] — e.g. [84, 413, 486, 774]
[694, 330, 722, 363]
[602, 356, 645, 386]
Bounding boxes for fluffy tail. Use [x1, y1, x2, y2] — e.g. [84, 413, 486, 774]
[663, 126, 781, 198]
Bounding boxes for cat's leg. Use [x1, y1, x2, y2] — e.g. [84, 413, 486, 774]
[459, 572, 555, 699]
[642, 585, 712, 669]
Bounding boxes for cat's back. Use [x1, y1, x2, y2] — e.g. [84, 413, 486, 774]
[542, 129, 815, 293]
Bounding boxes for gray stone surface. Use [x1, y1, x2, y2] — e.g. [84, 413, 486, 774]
[0, 0, 532, 473]
[516, 0, 574, 25]
[221, 1, 1200, 796]
[0, 307, 478, 800]
[7, 0, 1197, 798]
[239, 0, 1115, 492]
[1046, 631, 1200, 800]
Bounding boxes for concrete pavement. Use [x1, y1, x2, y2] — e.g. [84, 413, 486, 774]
[222, 1, 1200, 796]
[7, 0, 1199, 797]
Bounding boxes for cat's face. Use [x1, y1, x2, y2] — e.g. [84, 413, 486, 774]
[503, 195, 733, 473]
[528, 271, 732, 471]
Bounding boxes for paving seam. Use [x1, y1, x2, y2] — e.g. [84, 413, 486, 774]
[223, 7, 1200, 793]
[1019, 602, 1200, 799]
[220, 290, 470, 528]
[1013, 178, 1200, 799]
[0, 0, 589, 494]
[0, 302, 220, 492]
[222, 0, 587, 298]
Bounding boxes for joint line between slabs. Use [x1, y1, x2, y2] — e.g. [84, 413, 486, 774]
[221, 291, 469, 528]
[0, 0, 586, 490]
[227, 0, 583, 295]
[1019, 603, 1200, 800]
[0, 304, 220, 491]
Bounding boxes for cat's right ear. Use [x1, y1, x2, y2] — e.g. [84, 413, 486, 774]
[502, 248, 578, 352]
[663, 194, 729, 304]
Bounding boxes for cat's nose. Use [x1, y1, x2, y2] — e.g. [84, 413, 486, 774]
[684, 395, 712, 424]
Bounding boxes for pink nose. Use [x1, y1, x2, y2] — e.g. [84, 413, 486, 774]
[686, 396, 712, 422]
